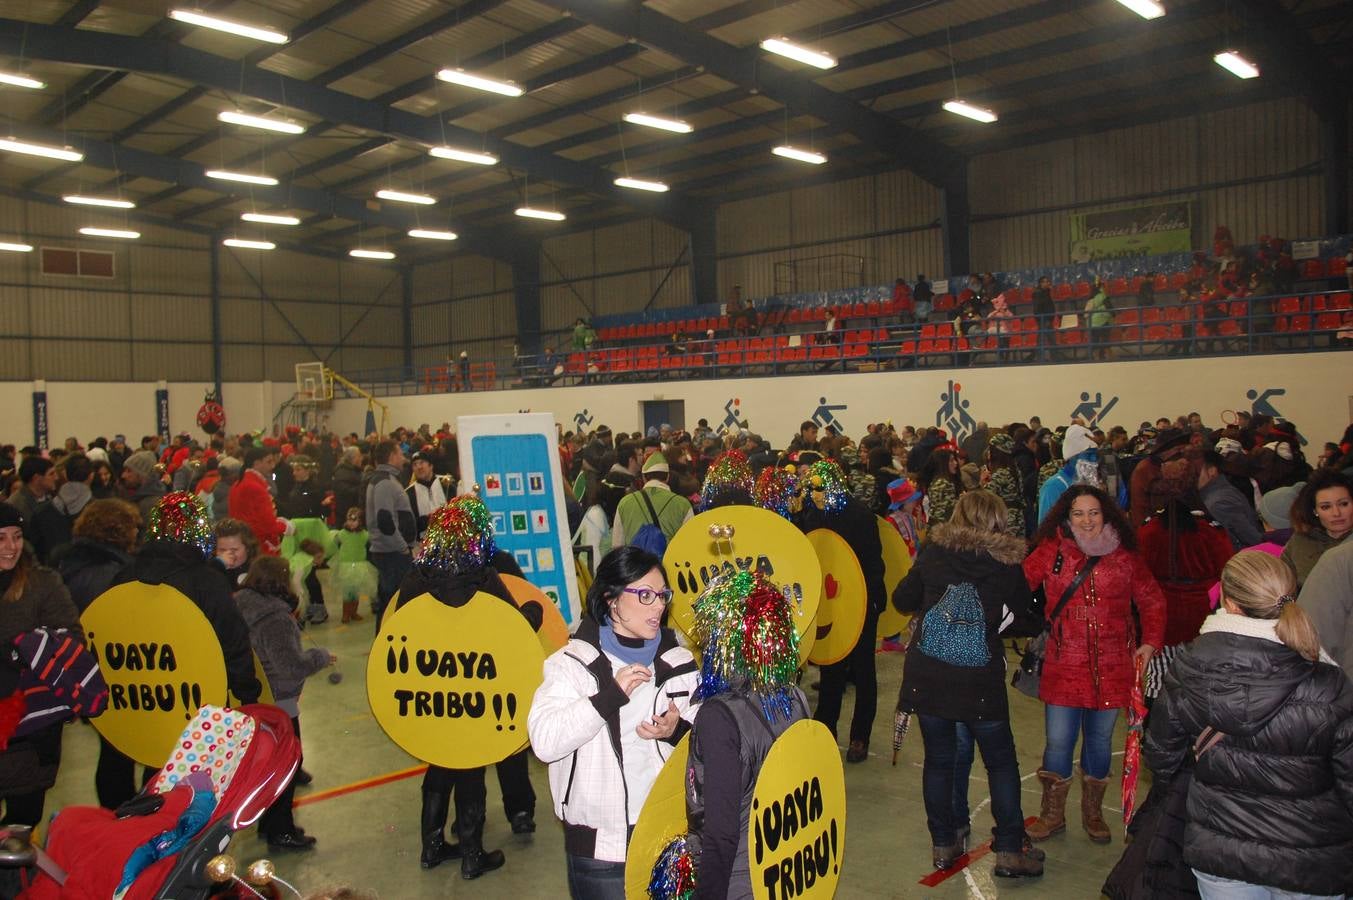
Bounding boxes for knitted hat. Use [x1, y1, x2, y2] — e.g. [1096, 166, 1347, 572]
[122, 450, 158, 482]
[0, 505, 24, 531]
[1258, 483, 1301, 531]
[1214, 437, 1244, 457]
[1062, 424, 1097, 461]
[147, 492, 214, 558]
[641, 451, 670, 474]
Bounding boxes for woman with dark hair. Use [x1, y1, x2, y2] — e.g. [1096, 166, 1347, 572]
[1280, 469, 1352, 588]
[89, 460, 117, 499]
[1023, 485, 1165, 846]
[528, 546, 699, 899]
[981, 433, 1026, 535]
[0, 506, 81, 826]
[56, 498, 140, 612]
[920, 448, 963, 525]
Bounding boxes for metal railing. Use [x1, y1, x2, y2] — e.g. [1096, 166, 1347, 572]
[342, 287, 1352, 398]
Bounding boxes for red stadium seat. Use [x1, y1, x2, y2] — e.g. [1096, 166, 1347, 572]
[1301, 259, 1326, 279]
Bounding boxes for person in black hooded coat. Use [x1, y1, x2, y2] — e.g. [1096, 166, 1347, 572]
[1144, 550, 1353, 899]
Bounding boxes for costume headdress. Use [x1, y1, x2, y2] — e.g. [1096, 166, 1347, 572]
[147, 491, 214, 558]
[699, 450, 752, 508]
[690, 568, 800, 721]
[418, 494, 495, 574]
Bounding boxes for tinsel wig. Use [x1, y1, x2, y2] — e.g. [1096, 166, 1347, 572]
[147, 491, 214, 558]
[699, 450, 753, 509]
[799, 459, 848, 514]
[417, 494, 495, 574]
[751, 465, 798, 520]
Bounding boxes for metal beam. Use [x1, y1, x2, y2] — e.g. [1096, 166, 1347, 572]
[210, 238, 223, 397]
[0, 17, 701, 227]
[55, 0, 101, 27]
[530, 0, 963, 187]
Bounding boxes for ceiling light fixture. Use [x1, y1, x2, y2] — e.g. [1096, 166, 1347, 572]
[223, 238, 275, 250]
[217, 110, 305, 135]
[0, 72, 46, 90]
[350, 249, 395, 260]
[428, 146, 498, 166]
[0, 241, 34, 253]
[514, 207, 566, 222]
[64, 195, 135, 209]
[408, 229, 458, 241]
[205, 169, 278, 186]
[376, 189, 435, 205]
[623, 113, 693, 134]
[759, 37, 837, 70]
[772, 145, 827, 165]
[168, 9, 288, 44]
[614, 176, 669, 193]
[241, 212, 300, 225]
[435, 68, 523, 97]
[1111, 0, 1166, 18]
[79, 227, 140, 239]
[942, 99, 998, 123]
[1213, 50, 1259, 79]
[0, 137, 83, 162]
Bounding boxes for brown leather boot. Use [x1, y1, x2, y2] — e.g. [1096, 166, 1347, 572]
[342, 600, 364, 623]
[1026, 770, 1072, 841]
[1081, 774, 1111, 844]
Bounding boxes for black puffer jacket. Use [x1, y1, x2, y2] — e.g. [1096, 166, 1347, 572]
[56, 537, 134, 612]
[1144, 631, 1353, 896]
[891, 523, 1040, 721]
[124, 541, 262, 705]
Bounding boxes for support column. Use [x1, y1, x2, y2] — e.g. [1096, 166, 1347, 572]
[1322, 106, 1349, 236]
[209, 237, 223, 399]
[401, 266, 414, 374]
[940, 165, 971, 277]
[688, 203, 719, 306]
[511, 244, 542, 356]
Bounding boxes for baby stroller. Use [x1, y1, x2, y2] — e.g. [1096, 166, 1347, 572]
[4, 703, 298, 899]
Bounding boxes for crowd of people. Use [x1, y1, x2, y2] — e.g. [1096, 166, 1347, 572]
[0, 401, 1351, 898]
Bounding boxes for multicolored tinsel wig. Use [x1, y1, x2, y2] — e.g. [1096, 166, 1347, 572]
[699, 450, 752, 509]
[690, 568, 800, 721]
[799, 459, 848, 515]
[751, 465, 797, 519]
[417, 494, 496, 574]
[648, 833, 698, 900]
[147, 491, 214, 558]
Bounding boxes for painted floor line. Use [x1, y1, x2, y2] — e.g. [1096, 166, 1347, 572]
[917, 817, 1037, 887]
[293, 763, 428, 808]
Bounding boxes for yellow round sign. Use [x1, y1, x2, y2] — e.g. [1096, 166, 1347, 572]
[804, 529, 867, 666]
[501, 574, 570, 654]
[664, 506, 821, 653]
[366, 592, 546, 769]
[747, 720, 847, 900]
[624, 736, 690, 900]
[82, 582, 229, 767]
[875, 516, 914, 641]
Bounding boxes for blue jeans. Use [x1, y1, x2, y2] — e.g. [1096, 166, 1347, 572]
[917, 715, 1027, 853]
[566, 855, 625, 900]
[953, 723, 974, 828]
[1193, 870, 1345, 899]
[1043, 704, 1118, 779]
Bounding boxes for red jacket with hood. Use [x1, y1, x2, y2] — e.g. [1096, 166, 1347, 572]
[228, 469, 285, 555]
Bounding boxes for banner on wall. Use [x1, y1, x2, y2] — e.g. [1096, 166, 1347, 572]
[1069, 201, 1193, 262]
[155, 382, 170, 445]
[31, 381, 48, 451]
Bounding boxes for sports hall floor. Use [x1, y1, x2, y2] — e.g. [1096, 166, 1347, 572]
[45, 570, 1133, 899]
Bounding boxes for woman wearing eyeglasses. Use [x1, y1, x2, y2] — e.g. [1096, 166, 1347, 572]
[528, 546, 700, 899]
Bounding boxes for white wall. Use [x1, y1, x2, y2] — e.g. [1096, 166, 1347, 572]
[0, 381, 295, 447]
[324, 354, 1352, 448]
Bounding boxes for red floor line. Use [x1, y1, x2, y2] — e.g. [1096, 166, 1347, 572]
[292, 764, 429, 808]
[917, 816, 1038, 887]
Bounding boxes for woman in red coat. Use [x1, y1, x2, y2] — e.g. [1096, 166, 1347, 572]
[1022, 484, 1165, 846]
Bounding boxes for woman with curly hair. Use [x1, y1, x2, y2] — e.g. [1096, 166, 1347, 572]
[1023, 485, 1165, 846]
[57, 499, 140, 612]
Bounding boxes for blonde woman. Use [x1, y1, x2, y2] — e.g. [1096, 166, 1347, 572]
[1144, 551, 1353, 899]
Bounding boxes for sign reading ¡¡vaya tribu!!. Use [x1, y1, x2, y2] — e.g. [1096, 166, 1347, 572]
[1069, 200, 1194, 262]
[366, 592, 545, 769]
[82, 583, 229, 767]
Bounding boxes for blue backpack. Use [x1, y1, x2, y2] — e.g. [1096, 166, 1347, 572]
[916, 582, 990, 667]
[630, 490, 673, 556]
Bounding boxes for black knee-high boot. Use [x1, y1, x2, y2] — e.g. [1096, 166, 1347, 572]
[453, 768, 504, 880]
[420, 788, 462, 869]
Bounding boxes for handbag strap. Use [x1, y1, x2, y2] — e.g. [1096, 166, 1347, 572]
[1048, 554, 1102, 625]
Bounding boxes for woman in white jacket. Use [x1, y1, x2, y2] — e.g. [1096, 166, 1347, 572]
[528, 546, 700, 899]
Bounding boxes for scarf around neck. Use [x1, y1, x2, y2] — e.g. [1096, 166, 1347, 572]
[1199, 608, 1336, 665]
[599, 622, 660, 667]
[1072, 523, 1121, 557]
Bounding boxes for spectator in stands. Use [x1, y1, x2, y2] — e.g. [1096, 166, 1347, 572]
[1137, 273, 1156, 307]
[893, 278, 915, 323]
[1281, 470, 1352, 589]
[913, 274, 934, 320]
[571, 318, 596, 352]
[610, 453, 693, 548]
[1195, 451, 1262, 551]
[1031, 276, 1056, 356]
[458, 351, 471, 391]
[540, 346, 561, 386]
[1084, 279, 1112, 361]
[728, 284, 755, 336]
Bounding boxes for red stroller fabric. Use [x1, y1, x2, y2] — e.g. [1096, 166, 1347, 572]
[21, 704, 299, 900]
